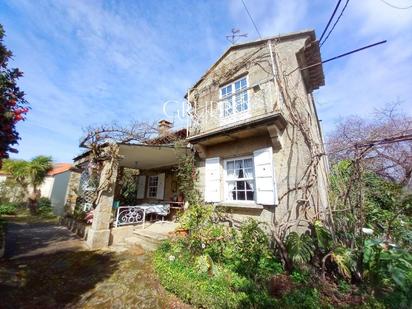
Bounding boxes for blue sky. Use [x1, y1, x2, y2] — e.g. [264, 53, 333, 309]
[1, 0, 411, 163]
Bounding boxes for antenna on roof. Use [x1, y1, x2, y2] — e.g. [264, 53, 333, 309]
[226, 28, 248, 45]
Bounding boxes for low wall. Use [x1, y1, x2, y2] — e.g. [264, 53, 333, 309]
[109, 225, 135, 245]
[60, 217, 136, 247]
[60, 216, 91, 240]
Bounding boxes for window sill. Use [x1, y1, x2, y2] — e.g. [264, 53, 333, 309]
[216, 202, 264, 210]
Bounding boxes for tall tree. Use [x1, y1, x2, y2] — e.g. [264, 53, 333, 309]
[26, 156, 53, 193]
[0, 24, 29, 167]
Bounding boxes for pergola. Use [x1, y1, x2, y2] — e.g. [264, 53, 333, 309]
[74, 143, 189, 249]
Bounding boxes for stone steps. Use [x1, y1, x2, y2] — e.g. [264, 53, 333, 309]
[123, 228, 168, 252]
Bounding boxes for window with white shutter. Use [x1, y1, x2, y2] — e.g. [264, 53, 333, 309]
[253, 147, 278, 205]
[205, 157, 221, 202]
[224, 157, 255, 201]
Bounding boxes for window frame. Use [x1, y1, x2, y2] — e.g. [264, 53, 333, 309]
[147, 175, 159, 198]
[223, 155, 255, 203]
[219, 75, 249, 118]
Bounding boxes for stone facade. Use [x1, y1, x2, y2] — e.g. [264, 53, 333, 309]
[187, 30, 329, 229]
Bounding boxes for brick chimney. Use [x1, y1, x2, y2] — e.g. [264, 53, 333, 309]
[158, 119, 173, 136]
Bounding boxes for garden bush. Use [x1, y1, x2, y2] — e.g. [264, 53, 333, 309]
[154, 244, 250, 308]
[0, 202, 18, 215]
[154, 206, 283, 308]
[37, 197, 53, 215]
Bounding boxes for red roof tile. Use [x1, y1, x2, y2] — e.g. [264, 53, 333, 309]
[47, 163, 72, 176]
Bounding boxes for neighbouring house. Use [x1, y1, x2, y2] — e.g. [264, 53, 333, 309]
[0, 163, 74, 215]
[69, 29, 329, 249]
[186, 29, 329, 229]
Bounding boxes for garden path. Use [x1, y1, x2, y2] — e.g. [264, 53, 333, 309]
[0, 217, 190, 308]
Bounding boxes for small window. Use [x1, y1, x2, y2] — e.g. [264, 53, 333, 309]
[147, 175, 159, 198]
[220, 77, 248, 117]
[225, 157, 254, 201]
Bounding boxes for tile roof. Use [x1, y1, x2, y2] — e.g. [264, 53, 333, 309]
[47, 163, 72, 176]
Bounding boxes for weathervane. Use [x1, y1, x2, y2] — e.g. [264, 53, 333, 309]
[226, 28, 248, 45]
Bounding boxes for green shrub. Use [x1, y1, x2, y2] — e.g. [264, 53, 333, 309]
[290, 270, 310, 284]
[224, 219, 283, 281]
[363, 240, 412, 294]
[0, 202, 18, 215]
[37, 197, 53, 215]
[278, 287, 322, 309]
[153, 248, 249, 308]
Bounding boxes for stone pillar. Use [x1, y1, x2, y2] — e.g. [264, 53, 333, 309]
[86, 158, 119, 249]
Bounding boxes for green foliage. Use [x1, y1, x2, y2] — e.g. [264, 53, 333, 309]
[337, 279, 351, 293]
[153, 247, 250, 309]
[0, 202, 17, 215]
[119, 168, 139, 205]
[178, 203, 214, 231]
[37, 197, 52, 215]
[290, 270, 310, 284]
[175, 151, 201, 205]
[2, 156, 53, 195]
[285, 232, 315, 265]
[363, 240, 412, 292]
[277, 287, 322, 309]
[226, 219, 283, 281]
[155, 215, 283, 308]
[26, 156, 53, 189]
[313, 220, 332, 251]
[331, 246, 355, 279]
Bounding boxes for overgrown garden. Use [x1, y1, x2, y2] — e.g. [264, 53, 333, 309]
[153, 108, 412, 308]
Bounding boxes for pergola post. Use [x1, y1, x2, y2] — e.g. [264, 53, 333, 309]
[86, 157, 119, 249]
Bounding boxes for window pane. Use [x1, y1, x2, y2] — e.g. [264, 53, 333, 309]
[246, 180, 254, 190]
[237, 181, 245, 190]
[237, 191, 246, 200]
[244, 158, 252, 168]
[244, 168, 253, 178]
[235, 160, 243, 169]
[246, 191, 254, 200]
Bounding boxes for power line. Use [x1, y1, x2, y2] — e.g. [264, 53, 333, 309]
[287, 40, 387, 75]
[319, 0, 342, 43]
[241, 0, 262, 39]
[320, 0, 350, 47]
[379, 0, 412, 9]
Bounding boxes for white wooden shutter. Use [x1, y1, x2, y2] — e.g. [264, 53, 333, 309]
[205, 157, 221, 202]
[136, 175, 146, 199]
[156, 173, 165, 200]
[253, 147, 278, 205]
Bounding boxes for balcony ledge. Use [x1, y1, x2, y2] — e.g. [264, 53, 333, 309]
[187, 112, 287, 146]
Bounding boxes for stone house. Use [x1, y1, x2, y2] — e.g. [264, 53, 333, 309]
[69, 29, 329, 249]
[186, 29, 329, 229]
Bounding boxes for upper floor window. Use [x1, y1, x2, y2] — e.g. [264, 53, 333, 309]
[220, 76, 248, 117]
